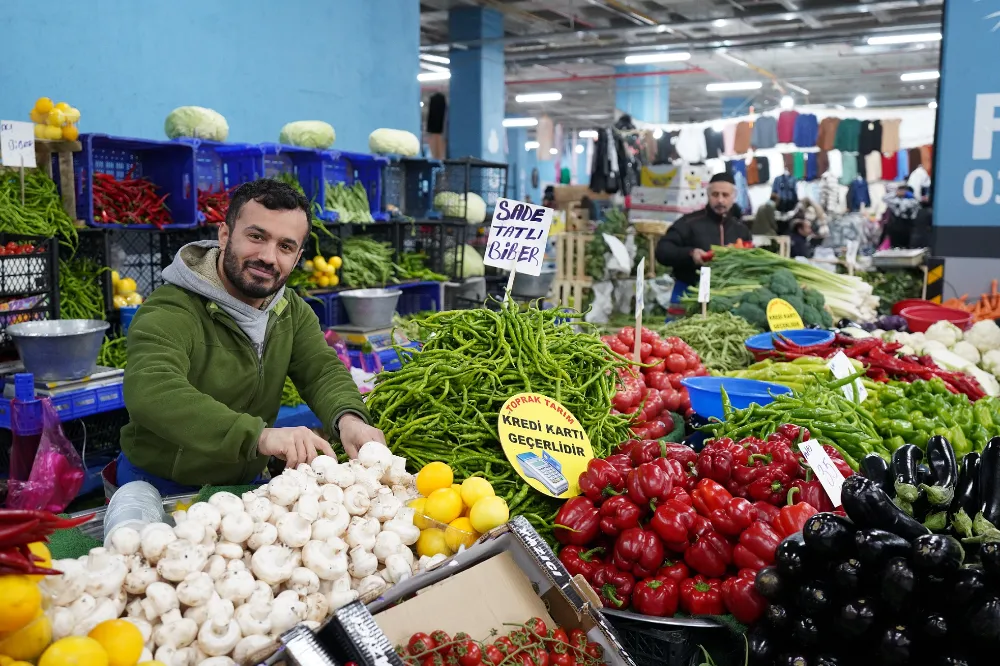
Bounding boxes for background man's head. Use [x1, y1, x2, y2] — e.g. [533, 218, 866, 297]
[707, 173, 736, 217]
[218, 179, 311, 301]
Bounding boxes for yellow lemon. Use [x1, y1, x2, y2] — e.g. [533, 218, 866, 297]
[29, 109, 45, 124]
[45, 126, 63, 140]
[323, 263, 336, 275]
[328, 255, 343, 269]
[460, 477, 495, 509]
[65, 107, 81, 123]
[0, 610, 51, 661]
[328, 274, 340, 287]
[33, 124, 45, 139]
[408, 498, 433, 530]
[46, 109, 65, 127]
[125, 292, 143, 306]
[54, 102, 71, 113]
[10, 662, 32, 666]
[314, 256, 328, 271]
[137, 662, 168, 666]
[112, 295, 128, 309]
[0, 657, 12, 666]
[88, 620, 142, 666]
[416, 461, 453, 497]
[469, 496, 510, 534]
[39, 636, 108, 666]
[303, 260, 314, 273]
[111, 270, 121, 286]
[415, 528, 451, 558]
[444, 517, 479, 552]
[34, 98, 53, 114]
[26, 543, 51, 582]
[424, 488, 462, 524]
[317, 275, 330, 288]
[117, 277, 137, 295]
[62, 125, 79, 141]
[0, 577, 41, 634]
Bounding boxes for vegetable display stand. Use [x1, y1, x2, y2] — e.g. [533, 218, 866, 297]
[37, 138, 84, 223]
[260, 142, 325, 204]
[602, 612, 739, 666]
[318, 150, 390, 223]
[554, 231, 594, 310]
[65, 134, 199, 229]
[383, 156, 443, 219]
[394, 219, 468, 280]
[74, 229, 114, 321]
[433, 157, 508, 222]
[386, 280, 444, 316]
[0, 234, 59, 354]
[178, 138, 265, 193]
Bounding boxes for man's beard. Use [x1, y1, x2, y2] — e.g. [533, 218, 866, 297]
[222, 244, 287, 299]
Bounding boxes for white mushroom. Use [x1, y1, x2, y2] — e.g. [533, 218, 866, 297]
[418, 553, 448, 571]
[348, 546, 378, 579]
[357, 441, 393, 472]
[204, 554, 228, 580]
[319, 484, 345, 505]
[250, 545, 297, 585]
[69, 594, 97, 622]
[269, 590, 306, 636]
[141, 581, 180, 621]
[267, 475, 300, 507]
[367, 487, 403, 522]
[73, 597, 119, 635]
[157, 540, 211, 582]
[250, 579, 274, 606]
[173, 519, 206, 545]
[310, 455, 340, 483]
[126, 598, 145, 619]
[109, 588, 129, 616]
[345, 517, 379, 551]
[384, 508, 420, 546]
[200, 658, 237, 666]
[153, 609, 199, 649]
[40, 559, 87, 605]
[172, 509, 188, 524]
[208, 491, 245, 517]
[235, 601, 272, 637]
[383, 553, 413, 584]
[183, 596, 217, 626]
[392, 484, 417, 502]
[220, 512, 255, 544]
[373, 530, 404, 563]
[343, 484, 372, 516]
[350, 465, 383, 498]
[311, 516, 348, 542]
[233, 635, 275, 665]
[293, 493, 321, 522]
[154, 646, 196, 666]
[123, 617, 153, 646]
[84, 547, 129, 597]
[355, 574, 388, 598]
[325, 575, 359, 610]
[243, 493, 272, 523]
[186, 502, 223, 533]
[177, 572, 215, 607]
[47, 606, 75, 640]
[287, 567, 321, 596]
[276, 512, 312, 548]
[318, 503, 351, 537]
[197, 597, 242, 657]
[247, 522, 278, 551]
[382, 455, 409, 486]
[215, 541, 245, 560]
[301, 539, 349, 580]
[227, 558, 247, 573]
[304, 592, 330, 623]
[215, 569, 257, 605]
[141, 523, 178, 564]
[108, 526, 141, 556]
[266, 503, 288, 526]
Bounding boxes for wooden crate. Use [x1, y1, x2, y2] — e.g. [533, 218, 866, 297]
[35, 139, 83, 224]
[554, 231, 592, 310]
[563, 202, 590, 232]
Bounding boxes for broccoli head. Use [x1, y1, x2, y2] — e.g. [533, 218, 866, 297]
[783, 295, 806, 315]
[747, 288, 777, 307]
[734, 302, 768, 329]
[820, 309, 834, 328]
[708, 296, 735, 313]
[768, 269, 802, 297]
[803, 287, 825, 310]
[800, 304, 823, 327]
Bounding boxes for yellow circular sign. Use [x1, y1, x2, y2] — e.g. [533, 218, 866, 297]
[766, 298, 805, 332]
[498, 393, 594, 499]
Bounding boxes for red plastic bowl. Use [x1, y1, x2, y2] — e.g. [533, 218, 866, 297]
[891, 298, 930, 316]
[900, 305, 973, 333]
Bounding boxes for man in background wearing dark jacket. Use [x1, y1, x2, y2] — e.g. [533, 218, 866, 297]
[656, 173, 752, 301]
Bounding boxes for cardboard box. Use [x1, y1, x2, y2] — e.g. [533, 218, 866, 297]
[553, 185, 609, 205]
[332, 517, 636, 666]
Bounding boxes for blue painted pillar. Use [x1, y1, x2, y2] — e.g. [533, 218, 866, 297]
[614, 65, 669, 124]
[448, 7, 505, 161]
[722, 97, 752, 118]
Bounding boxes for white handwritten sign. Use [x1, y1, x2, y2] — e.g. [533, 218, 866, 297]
[484, 197, 553, 277]
[798, 440, 846, 506]
[0, 121, 36, 168]
[635, 258, 645, 317]
[697, 266, 712, 303]
[827, 351, 868, 403]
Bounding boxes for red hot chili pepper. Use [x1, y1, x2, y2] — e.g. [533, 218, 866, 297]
[598, 495, 642, 537]
[557, 546, 604, 582]
[626, 462, 672, 512]
[612, 527, 665, 578]
[679, 575, 725, 616]
[592, 565, 635, 609]
[553, 497, 600, 546]
[632, 576, 679, 617]
[708, 497, 758, 537]
[722, 569, 768, 624]
[691, 479, 733, 516]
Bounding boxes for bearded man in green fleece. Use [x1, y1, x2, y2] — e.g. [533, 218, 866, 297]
[116, 179, 384, 492]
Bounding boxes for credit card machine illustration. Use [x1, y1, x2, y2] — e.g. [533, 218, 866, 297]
[516, 452, 569, 495]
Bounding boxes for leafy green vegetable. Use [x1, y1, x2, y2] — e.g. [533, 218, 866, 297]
[325, 182, 373, 223]
[341, 236, 395, 287]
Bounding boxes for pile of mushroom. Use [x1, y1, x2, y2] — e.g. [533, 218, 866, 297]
[40, 443, 427, 666]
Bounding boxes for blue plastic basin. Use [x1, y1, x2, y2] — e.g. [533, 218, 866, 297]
[744, 329, 835, 351]
[680, 377, 793, 420]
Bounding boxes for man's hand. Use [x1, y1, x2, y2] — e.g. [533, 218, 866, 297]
[338, 413, 386, 459]
[258, 427, 335, 469]
[691, 248, 708, 266]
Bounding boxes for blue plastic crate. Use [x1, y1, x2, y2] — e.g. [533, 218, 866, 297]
[383, 157, 443, 219]
[260, 143, 325, 209]
[388, 281, 443, 316]
[318, 151, 390, 223]
[69, 134, 199, 229]
[177, 139, 265, 193]
[0, 381, 125, 435]
[275, 404, 323, 429]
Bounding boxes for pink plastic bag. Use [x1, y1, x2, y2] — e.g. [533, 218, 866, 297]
[6, 399, 85, 512]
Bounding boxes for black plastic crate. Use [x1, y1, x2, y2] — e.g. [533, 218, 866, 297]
[395, 220, 468, 279]
[0, 406, 127, 478]
[0, 234, 59, 355]
[383, 157, 443, 219]
[433, 158, 508, 222]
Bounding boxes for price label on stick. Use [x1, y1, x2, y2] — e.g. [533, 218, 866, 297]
[0, 121, 36, 168]
[697, 266, 711, 303]
[484, 197, 553, 277]
[635, 258, 645, 317]
[798, 440, 846, 506]
[827, 350, 868, 403]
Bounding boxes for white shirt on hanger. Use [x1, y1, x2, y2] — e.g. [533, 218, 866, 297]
[676, 126, 708, 162]
[826, 150, 843, 179]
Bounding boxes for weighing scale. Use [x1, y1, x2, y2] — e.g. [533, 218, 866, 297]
[328, 325, 420, 372]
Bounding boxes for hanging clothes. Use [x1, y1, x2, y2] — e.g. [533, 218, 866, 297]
[858, 120, 883, 156]
[864, 152, 882, 183]
[757, 156, 771, 183]
[655, 131, 680, 164]
[805, 153, 818, 181]
[907, 147, 923, 175]
[426, 93, 447, 133]
[793, 152, 806, 180]
[783, 153, 795, 174]
[857, 150, 867, 181]
[827, 150, 843, 178]
[726, 158, 748, 181]
[840, 153, 858, 186]
[589, 128, 621, 194]
[752, 116, 779, 149]
[834, 119, 861, 152]
[819, 171, 841, 214]
[734, 122, 752, 154]
[816, 151, 829, 177]
[734, 170, 751, 215]
[817, 118, 840, 151]
[881, 119, 902, 154]
[746, 158, 760, 186]
[896, 150, 909, 180]
[847, 177, 871, 212]
[722, 124, 737, 155]
[772, 174, 799, 213]
[704, 128, 725, 159]
[793, 114, 819, 147]
[881, 153, 898, 181]
[920, 145, 934, 173]
[777, 111, 799, 143]
[676, 126, 708, 161]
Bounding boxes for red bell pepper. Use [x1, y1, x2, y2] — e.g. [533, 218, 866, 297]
[660, 442, 698, 469]
[772, 495, 819, 538]
[626, 462, 673, 511]
[747, 469, 793, 505]
[632, 576, 679, 617]
[558, 546, 604, 582]
[708, 497, 758, 537]
[553, 497, 600, 546]
[578, 459, 625, 504]
[734, 520, 781, 571]
[652, 457, 692, 493]
[598, 495, 642, 537]
[788, 472, 834, 512]
[592, 565, 635, 609]
[666, 487, 693, 506]
[679, 575, 725, 616]
[604, 453, 634, 478]
[822, 445, 854, 478]
[722, 569, 768, 624]
[753, 501, 781, 525]
[649, 499, 698, 549]
[628, 439, 666, 466]
[776, 424, 810, 442]
[683, 526, 733, 578]
[612, 527, 665, 578]
[691, 479, 733, 516]
[696, 447, 736, 484]
[657, 559, 690, 583]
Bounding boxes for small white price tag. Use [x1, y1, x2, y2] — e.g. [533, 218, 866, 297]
[697, 266, 711, 303]
[798, 440, 846, 506]
[845, 240, 859, 268]
[602, 233, 631, 273]
[827, 351, 868, 403]
[0, 121, 36, 168]
[635, 257, 645, 317]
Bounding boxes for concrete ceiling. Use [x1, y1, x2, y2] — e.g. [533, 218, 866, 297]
[418, 0, 943, 128]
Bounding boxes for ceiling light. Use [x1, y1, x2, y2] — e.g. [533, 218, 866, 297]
[784, 41, 795, 48]
[420, 53, 451, 65]
[656, 24, 668, 33]
[706, 81, 763, 92]
[854, 95, 868, 108]
[718, 52, 749, 68]
[549, 148, 559, 155]
[525, 141, 539, 151]
[929, 100, 938, 109]
[786, 83, 810, 95]
[900, 70, 940, 82]
[516, 92, 562, 103]
[783, 13, 795, 21]
[866, 32, 941, 46]
[712, 18, 728, 27]
[780, 95, 794, 109]
[418, 71, 451, 82]
[575, 144, 585, 154]
[835, 104, 846, 110]
[653, 128, 664, 139]
[502, 117, 538, 128]
[624, 51, 691, 64]
[579, 130, 599, 139]
[420, 101, 424, 108]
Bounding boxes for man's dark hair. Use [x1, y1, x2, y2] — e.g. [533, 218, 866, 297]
[225, 178, 312, 236]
